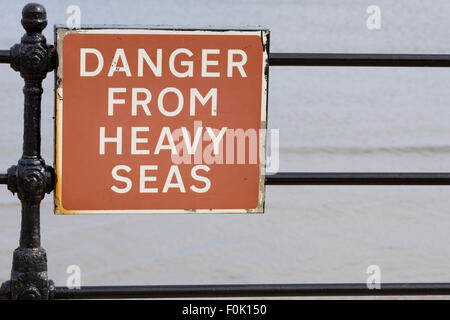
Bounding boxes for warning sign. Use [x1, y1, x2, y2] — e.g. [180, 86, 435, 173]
[55, 28, 269, 214]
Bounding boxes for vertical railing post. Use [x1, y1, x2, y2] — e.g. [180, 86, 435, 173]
[0, 3, 55, 300]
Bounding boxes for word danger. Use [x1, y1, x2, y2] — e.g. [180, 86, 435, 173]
[80, 47, 248, 78]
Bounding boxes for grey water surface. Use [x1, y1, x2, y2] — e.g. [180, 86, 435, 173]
[1, 0, 450, 293]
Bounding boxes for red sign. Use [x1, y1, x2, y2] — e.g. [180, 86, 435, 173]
[55, 28, 269, 214]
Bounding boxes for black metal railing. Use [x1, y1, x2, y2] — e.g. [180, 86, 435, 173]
[52, 283, 450, 299]
[265, 172, 450, 185]
[1, 3, 450, 300]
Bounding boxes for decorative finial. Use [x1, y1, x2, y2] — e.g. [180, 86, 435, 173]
[21, 3, 47, 33]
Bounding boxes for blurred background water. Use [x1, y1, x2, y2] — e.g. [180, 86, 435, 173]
[2, 0, 450, 290]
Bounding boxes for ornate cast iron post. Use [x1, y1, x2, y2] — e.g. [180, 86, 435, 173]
[0, 3, 55, 300]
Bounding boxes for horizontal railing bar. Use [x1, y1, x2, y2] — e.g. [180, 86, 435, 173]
[2, 172, 449, 186]
[265, 172, 450, 185]
[0, 50, 10, 64]
[4, 51, 449, 67]
[54, 283, 450, 299]
[269, 53, 450, 67]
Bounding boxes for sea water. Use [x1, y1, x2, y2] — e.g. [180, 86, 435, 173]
[1, 0, 450, 291]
